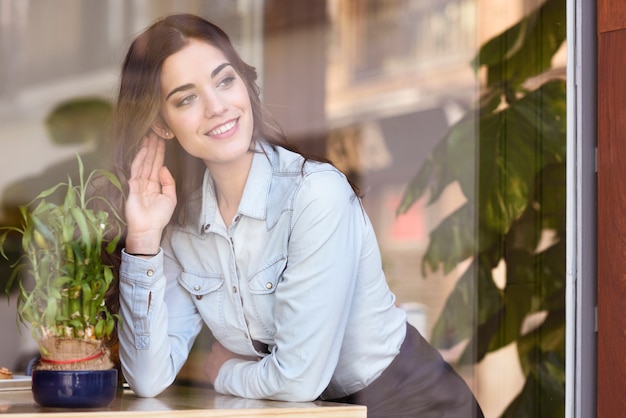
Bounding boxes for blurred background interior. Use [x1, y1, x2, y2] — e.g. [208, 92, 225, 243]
[0, 1, 566, 417]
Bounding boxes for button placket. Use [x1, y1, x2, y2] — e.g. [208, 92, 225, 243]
[228, 236, 248, 341]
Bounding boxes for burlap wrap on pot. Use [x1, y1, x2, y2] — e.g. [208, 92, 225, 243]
[37, 337, 114, 371]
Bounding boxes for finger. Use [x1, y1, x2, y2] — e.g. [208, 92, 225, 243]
[159, 166, 177, 203]
[150, 137, 167, 183]
[129, 142, 148, 180]
[139, 134, 159, 180]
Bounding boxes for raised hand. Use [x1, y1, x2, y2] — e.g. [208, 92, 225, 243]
[124, 132, 177, 255]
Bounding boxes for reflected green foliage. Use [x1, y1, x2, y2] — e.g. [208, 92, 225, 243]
[45, 97, 112, 146]
[2, 97, 112, 227]
[397, 0, 566, 416]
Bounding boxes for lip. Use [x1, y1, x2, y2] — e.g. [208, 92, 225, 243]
[206, 118, 239, 138]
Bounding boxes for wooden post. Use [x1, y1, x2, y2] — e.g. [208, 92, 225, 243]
[597, 0, 626, 416]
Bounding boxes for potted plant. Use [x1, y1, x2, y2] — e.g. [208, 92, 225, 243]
[0, 155, 124, 408]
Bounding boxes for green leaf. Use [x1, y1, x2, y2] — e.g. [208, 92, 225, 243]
[473, 0, 566, 88]
[70, 208, 92, 247]
[476, 83, 563, 234]
[488, 281, 534, 352]
[47, 286, 62, 300]
[105, 234, 121, 254]
[457, 304, 503, 365]
[421, 206, 476, 274]
[95, 169, 123, 193]
[67, 241, 85, 266]
[103, 268, 114, 287]
[400, 81, 565, 241]
[444, 118, 478, 200]
[105, 317, 115, 338]
[63, 180, 77, 210]
[94, 319, 104, 338]
[500, 350, 565, 418]
[397, 110, 479, 217]
[397, 142, 448, 214]
[68, 319, 84, 331]
[81, 283, 93, 321]
[29, 214, 55, 243]
[44, 297, 58, 325]
[4, 263, 23, 296]
[430, 257, 503, 349]
[77, 153, 85, 191]
[517, 309, 565, 376]
[0, 232, 9, 260]
[30, 182, 65, 203]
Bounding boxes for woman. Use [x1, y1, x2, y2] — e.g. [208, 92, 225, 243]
[110, 13, 483, 417]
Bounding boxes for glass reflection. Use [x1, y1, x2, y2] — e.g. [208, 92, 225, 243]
[0, 1, 566, 416]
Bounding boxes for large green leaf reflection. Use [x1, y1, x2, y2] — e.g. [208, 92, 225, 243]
[397, 0, 566, 415]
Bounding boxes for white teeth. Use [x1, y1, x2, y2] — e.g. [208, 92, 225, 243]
[208, 120, 236, 136]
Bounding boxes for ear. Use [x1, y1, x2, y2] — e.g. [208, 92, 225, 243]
[151, 121, 174, 140]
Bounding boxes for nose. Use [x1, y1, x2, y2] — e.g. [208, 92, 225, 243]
[204, 90, 227, 118]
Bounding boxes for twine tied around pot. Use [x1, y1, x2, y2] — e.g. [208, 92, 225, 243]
[37, 337, 114, 371]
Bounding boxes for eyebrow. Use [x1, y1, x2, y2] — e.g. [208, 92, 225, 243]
[165, 63, 233, 101]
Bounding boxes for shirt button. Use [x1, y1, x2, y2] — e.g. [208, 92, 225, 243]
[194, 285, 201, 291]
[232, 286, 238, 293]
[204, 224, 210, 232]
[196, 295, 203, 300]
[146, 269, 154, 277]
[266, 282, 273, 289]
[234, 215, 240, 223]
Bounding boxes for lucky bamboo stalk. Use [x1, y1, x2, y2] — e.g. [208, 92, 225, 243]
[0, 155, 124, 345]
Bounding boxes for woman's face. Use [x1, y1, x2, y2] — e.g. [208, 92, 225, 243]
[158, 39, 254, 168]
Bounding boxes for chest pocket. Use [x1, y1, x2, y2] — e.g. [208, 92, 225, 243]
[178, 271, 227, 338]
[247, 255, 287, 335]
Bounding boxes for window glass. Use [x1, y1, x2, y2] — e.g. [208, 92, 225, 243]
[325, 0, 566, 416]
[0, 1, 567, 416]
[0, 0, 261, 377]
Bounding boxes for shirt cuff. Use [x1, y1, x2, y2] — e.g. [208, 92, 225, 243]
[120, 248, 163, 285]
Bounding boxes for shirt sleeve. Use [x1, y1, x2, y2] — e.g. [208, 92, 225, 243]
[118, 242, 204, 397]
[214, 170, 365, 401]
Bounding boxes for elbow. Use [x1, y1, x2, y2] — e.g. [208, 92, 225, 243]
[128, 382, 167, 398]
[121, 366, 172, 398]
[286, 392, 319, 403]
[272, 379, 324, 402]
[263, 363, 329, 402]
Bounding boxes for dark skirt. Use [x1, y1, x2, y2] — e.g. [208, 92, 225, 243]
[329, 323, 484, 418]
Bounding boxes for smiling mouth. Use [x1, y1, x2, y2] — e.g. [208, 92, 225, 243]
[207, 119, 237, 136]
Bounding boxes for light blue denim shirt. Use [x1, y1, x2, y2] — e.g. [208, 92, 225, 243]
[119, 142, 407, 401]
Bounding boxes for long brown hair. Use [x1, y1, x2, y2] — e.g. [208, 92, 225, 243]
[108, 13, 300, 225]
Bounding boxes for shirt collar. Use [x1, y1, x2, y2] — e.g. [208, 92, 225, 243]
[198, 141, 275, 233]
[238, 141, 273, 221]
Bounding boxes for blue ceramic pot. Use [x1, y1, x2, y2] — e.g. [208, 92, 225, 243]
[32, 369, 118, 408]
